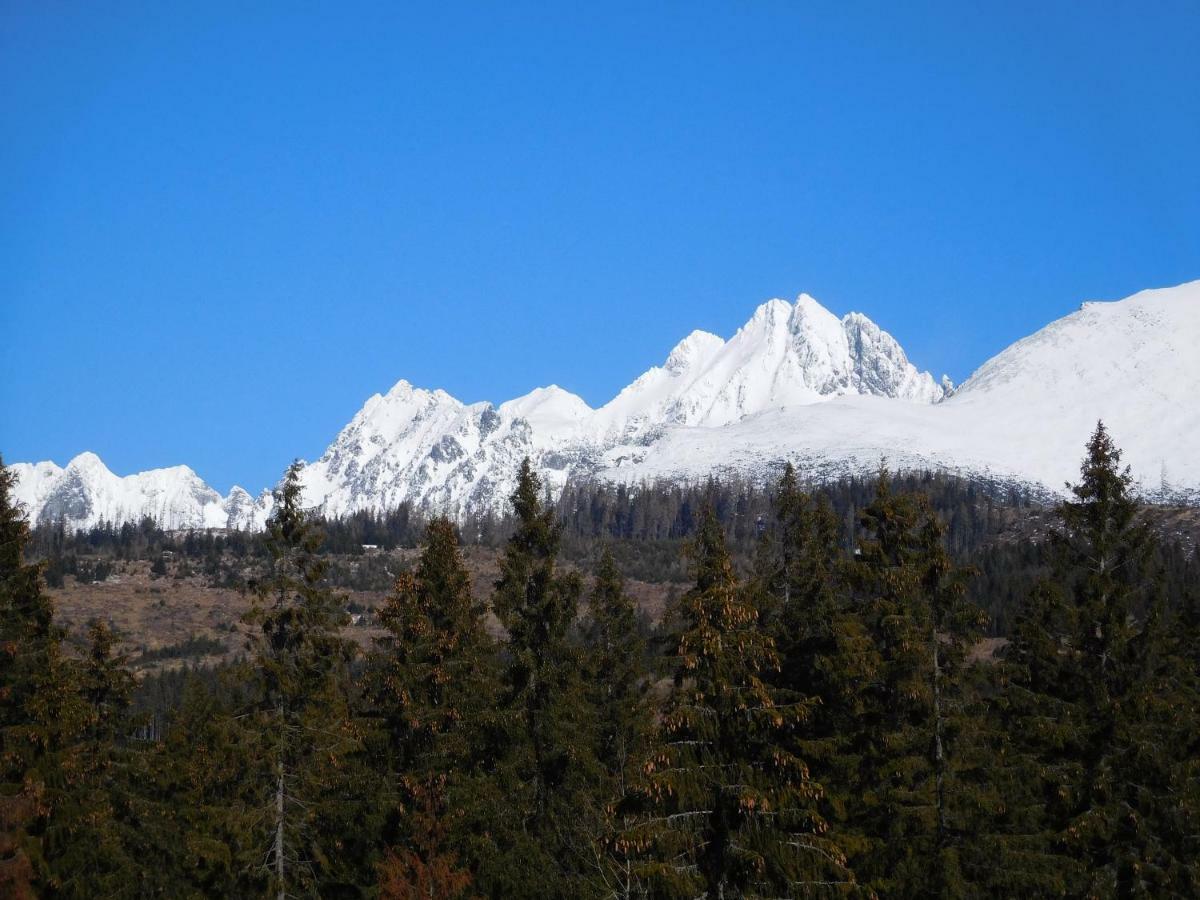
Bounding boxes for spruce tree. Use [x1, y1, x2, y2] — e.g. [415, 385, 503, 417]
[41, 620, 138, 897]
[995, 422, 1197, 895]
[581, 548, 653, 898]
[757, 464, 877, 879]
[0, 460, 134, 899]
[846, 469, 985, 897]
[242, 460, 370, 898]
[1171, 560, 1200, 890]
[125, 670, 263, 898]
[0, 455, 82, 898]
[368, 516, 495, 897]
[636, 506, 851, 898]
[485, 459, 596, 897]
[583, 548, 650, 792]
[376, 775, 474, 900]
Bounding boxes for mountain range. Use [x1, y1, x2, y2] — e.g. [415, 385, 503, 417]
[12, 280, 1199, 531]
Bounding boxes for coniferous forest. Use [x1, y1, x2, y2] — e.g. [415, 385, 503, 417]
[2, 422, 1199, 899]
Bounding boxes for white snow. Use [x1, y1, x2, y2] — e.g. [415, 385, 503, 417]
[8, 451, 269, 531]
[11, 281, 1199, 530]
[601, 281, 1200, 497]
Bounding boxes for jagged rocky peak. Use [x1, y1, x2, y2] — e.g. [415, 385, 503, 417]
[577, 293, 941, 446]
[8, 451, 267, 531]
[840, 310, 946, 403]
[17, 281, 1197, 528]
[664, 330, 724, 375]
[65, 450, 109, 475]
[498, 385, 592, 427]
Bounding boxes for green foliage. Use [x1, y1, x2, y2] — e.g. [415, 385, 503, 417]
[994, 422, 1200, 896]
[367, 516, 497, 891]
[125, 670, 263, 897]
[841, 468, 988, 897]
[240, 460, 376, 897]
[2, 435, 1198, 896]
[581, 547, 655, 897]
[634, 506, 848, 898]
[755, 464, 879, 886]
[483, 458, 598, 897]
[0, 454, 71, 898]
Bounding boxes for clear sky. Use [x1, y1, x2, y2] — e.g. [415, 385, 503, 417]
[2, 2, 1197, 492]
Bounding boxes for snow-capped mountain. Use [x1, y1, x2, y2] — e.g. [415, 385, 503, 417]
[296, 293, 947, 519]
[589, 294, 946, 443]
[601, 282, 1200, 497]
[9, 453, 270, 532]
[11, 282, 1200, 530]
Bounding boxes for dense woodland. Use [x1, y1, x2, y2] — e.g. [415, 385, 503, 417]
[2, 422, 1199, 898]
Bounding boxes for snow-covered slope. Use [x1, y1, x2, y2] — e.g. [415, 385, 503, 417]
[10, 452, 269, 531]
[11, 282, 1199, 530]
[602, 282, 1200, 498]
[589, 295, 945, 442]
[296, 379, 594, 520]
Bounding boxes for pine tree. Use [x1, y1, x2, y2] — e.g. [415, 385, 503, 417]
[368, 516, 495, 897]
[125, 670, 263, 898]
[41, 619, 139, 897]
[636, 506, 850, 898]
[756, 464, 877, 880]
[0, 455, 81, 898]
[242, 460, 370, 898]
[846, 469, 986, 897]
[581, 548, 653, 898]
[995, 422, 1197, 895]
[484, 459, 597, 897]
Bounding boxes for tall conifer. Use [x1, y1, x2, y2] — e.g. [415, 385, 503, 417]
[758, 464, 877, 879]
[582, 548, 654, 898]
[242, 461, 368, 898]
[637, 506, 851, 897]
[0, 456, 81, 898]
[369, 516, 495, 898]
[996, 423, 1196, 894]
[847, 469, 985, 896]
[486, 459, 595, 896]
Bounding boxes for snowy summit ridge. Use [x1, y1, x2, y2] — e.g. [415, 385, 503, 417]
[12, 283, 1200, 530]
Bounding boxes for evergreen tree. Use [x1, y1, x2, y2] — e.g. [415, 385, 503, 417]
[757, 464, 878, 880]
[40, 620, 138, 897]
[1171, 557, 1200, 888]
[0, 455, 82, 898]
[846, 469, 986, 897]
[368, 516, 495, 898]
[636, 506, 851, 898]
[242, 461, 371, 898]
[583, 548, 651, 792]
[0, 459, 135, 899]
[581, 548, 653, 898]
[376, 775, 475, 900]
[995, 422, 1197, 895]
[125, 670, 263, 898]
[484, 459, 597, 897]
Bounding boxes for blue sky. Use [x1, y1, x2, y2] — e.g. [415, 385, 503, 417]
[2, 1, 1197, 492]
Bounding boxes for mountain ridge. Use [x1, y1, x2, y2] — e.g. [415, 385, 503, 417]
[12, 282, 1199, 530]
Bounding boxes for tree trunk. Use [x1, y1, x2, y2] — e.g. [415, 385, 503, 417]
[932, 631, 947, 845]
[275, 745, 286, 899]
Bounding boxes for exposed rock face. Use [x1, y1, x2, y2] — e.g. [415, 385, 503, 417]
[14, 282, 1200, 529]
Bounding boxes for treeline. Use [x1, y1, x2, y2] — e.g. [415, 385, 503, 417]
[30, 468, 1199, 638]
[2, 423, 1199, 897]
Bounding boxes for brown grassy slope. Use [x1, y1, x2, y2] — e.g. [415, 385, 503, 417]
[47, 549, 683, 675]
